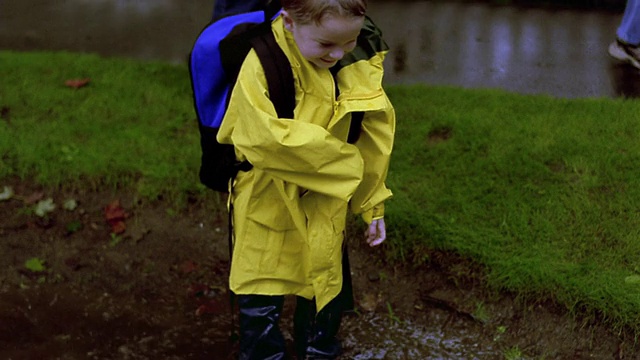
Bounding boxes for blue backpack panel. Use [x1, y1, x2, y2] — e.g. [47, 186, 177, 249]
[189, 9, 294, 192]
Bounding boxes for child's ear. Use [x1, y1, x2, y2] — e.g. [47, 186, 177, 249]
[281, 10, 294, 32]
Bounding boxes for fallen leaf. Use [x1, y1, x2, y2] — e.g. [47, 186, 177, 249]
[63, 199, 78, 211]
[34, 198, 56, 217]
[104, 200, 128, 234]
[111, 221, 126, 235]
[0, 186, 13, 201]
[25, 257, 46, 272]
[104, 200, 127, 222]
[65, 78, 90, 89]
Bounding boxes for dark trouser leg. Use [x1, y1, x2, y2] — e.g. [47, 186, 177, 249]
[293, 296, 314, 359]
[293, 296, 343, 360]
[237, 294, 287, 360]
[294, 245, 352, 359]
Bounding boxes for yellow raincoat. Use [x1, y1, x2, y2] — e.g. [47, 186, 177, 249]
[217, 15, 395, 311]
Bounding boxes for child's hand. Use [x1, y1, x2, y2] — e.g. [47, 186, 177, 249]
[365, 218, 386, 247]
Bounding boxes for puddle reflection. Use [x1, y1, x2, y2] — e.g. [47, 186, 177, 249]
[1, 1, 639, 97]
[369, 2, 636, 98]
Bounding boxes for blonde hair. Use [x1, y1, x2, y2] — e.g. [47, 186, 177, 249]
[281, 0, 366, 25]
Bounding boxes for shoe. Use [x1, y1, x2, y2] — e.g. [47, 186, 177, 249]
[608, 39, 640, 70]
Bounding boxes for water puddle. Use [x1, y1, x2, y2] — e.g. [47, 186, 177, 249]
[341, 312, 500, 359]
[1, 0, 638, 97]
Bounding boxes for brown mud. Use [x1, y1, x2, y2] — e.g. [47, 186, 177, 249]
[0, 179, 637, 359]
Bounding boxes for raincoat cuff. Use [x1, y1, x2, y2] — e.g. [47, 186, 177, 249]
[361, 203, 385, 224]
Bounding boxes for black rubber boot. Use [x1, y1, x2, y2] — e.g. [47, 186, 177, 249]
[293, 296, 343, 360]
[237, 294, 287, 360]
[293, 296, 314, 359]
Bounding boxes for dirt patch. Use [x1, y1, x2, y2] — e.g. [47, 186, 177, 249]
[0, 180, 635, 359]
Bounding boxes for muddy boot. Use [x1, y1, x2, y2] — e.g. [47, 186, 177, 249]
[237, 294, 287, 360]
[293, 296, 343, 360]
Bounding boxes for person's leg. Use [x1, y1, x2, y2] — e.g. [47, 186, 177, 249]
[617, 0, 640, 45]
[609, 0, 640, 69]
[293, 296, 343, 360]
[293, 296, 315, 359]
[238, 294, 287, 360]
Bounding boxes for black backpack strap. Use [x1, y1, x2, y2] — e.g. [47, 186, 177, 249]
[347, 111, 363, 144]
[250, 30, 296, 119]
[220, 23, 294, 176]
[264, 0, 282, 20]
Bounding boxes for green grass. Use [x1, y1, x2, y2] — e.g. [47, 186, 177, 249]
[385, 86, 640, 332]
[0, 51, 201, 202]
[3, 50, 640, 333]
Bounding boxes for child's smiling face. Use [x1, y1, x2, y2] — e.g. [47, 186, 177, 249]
[283, 12, 364, 69]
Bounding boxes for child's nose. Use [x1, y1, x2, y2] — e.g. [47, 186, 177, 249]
[329, 48, 345, 60]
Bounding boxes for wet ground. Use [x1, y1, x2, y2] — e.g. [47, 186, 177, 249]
[1, 0, 640, 98]
[0, 181, 633, 359]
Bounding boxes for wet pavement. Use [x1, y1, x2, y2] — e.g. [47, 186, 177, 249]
[2, 0, 640, 98]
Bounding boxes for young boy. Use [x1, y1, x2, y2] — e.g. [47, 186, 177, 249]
[216, 0, 395, 358]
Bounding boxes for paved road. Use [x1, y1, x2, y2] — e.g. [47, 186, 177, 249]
[1, 0, 639, 98]
[369, 1, 640, 98]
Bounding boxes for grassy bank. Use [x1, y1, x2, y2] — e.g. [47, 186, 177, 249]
[385, 85, 640, 333]
[2, 50, 640, 333]
[0, 51, 199, 202]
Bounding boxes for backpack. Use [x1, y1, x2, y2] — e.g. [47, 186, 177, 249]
[189, 6, 294, 193]
[189, 7, 378, 193]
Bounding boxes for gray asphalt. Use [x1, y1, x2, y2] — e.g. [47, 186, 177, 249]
[1, 0, 639, 98]
[369, 1, 640, 98]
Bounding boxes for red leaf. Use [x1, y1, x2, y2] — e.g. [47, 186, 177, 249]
[110, 221, 126, 235]
[104, 200, 128, 234]
[65, 78, 90, 89]
[104, 200, 127, 223]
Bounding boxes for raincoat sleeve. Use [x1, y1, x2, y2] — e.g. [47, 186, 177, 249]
[216, 50, 364, 202]
[349, 94, 395, 222]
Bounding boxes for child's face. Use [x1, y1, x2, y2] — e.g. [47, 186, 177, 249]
[283, 12, 364, 69]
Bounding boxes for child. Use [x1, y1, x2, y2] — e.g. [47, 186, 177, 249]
[216, 0, 395, 358]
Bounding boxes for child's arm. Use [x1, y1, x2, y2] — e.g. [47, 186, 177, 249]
[217, 50, 364, 202]
[348, 94, 396, 222]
